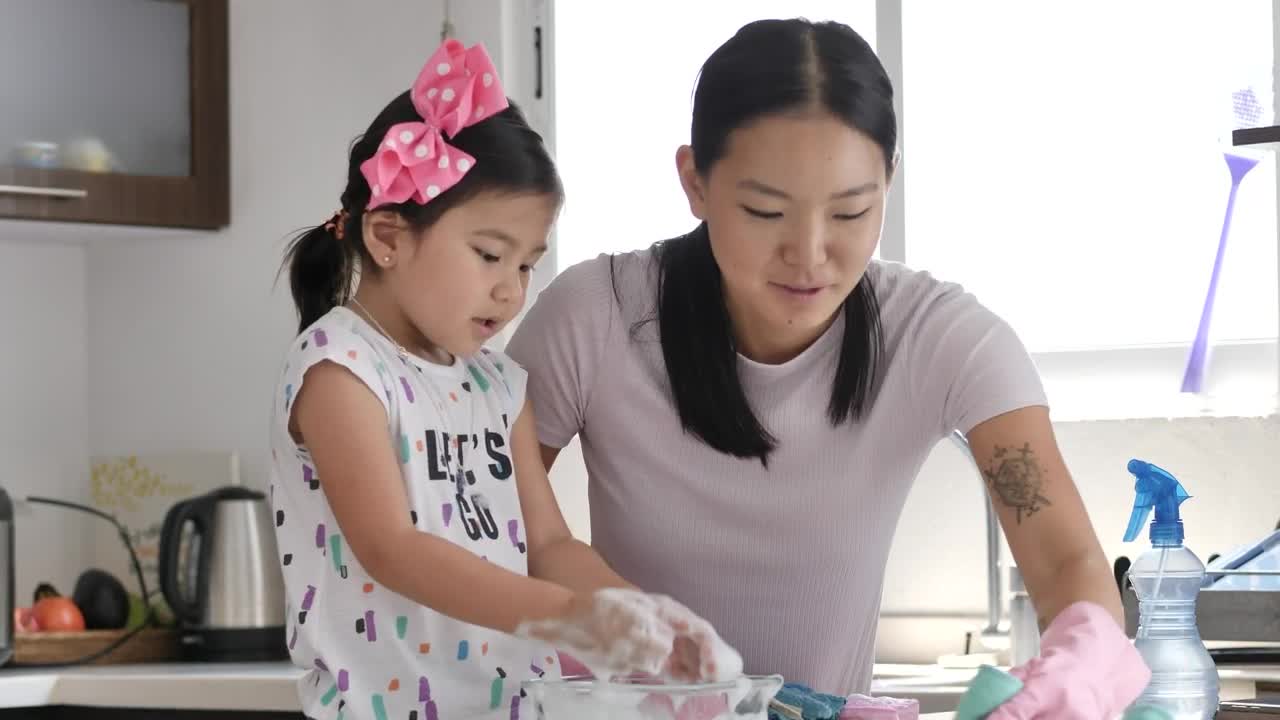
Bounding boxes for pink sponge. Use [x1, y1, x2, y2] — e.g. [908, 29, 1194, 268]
[557, 651, 593, 678]
[839, 694, 919, 719]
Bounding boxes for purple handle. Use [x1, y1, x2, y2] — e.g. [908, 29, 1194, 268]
[1181, 152, 1260, 393]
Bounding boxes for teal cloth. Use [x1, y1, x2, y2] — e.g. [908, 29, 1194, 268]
[767, 683, 847, 720]
[954, 665, 1024, 719]
[954, 665, 1174, 720]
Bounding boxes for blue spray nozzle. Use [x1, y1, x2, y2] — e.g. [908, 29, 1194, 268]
[1124, 459, 1191, 546]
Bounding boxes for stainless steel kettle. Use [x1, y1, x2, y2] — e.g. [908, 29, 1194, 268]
[0, 486, 13, 667]
[158, 486, 287, 661]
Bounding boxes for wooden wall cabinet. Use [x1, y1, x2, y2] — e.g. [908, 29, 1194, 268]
[0, 0, 229, 229]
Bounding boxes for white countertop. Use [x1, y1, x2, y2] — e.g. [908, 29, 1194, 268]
[0, 661, 951, 714]
[0, 660, 1274, 713]
[0, 661, 303, 711]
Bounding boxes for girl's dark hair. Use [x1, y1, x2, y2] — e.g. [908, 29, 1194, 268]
[284, 92, 562, 333]
[631, 18, 895, 465]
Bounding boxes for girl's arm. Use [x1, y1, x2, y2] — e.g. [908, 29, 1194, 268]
[293, 361, 574, 634]
[518, 406, 739, 682]
[511, 398, 637, 594]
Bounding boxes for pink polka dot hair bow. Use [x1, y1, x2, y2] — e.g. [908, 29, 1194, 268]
[360, 39, 509, 209]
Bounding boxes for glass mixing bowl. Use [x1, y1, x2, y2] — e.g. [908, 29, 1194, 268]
[521, 674, 784, 720]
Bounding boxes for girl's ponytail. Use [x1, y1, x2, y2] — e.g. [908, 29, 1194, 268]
[284, 211, 356, 334]
[279, 39, 561, 336]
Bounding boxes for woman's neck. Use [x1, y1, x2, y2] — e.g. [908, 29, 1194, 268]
[725, 296, 838, 365]
[348, 286, 452, 365]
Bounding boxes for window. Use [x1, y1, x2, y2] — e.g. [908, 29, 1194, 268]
[531, 0, 1280, 419]
[549, 0, 876, 270]
[901, 0, 1278, 418]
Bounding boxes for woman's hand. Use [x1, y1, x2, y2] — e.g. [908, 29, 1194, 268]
[988, 601, 1150, 719]
[517, 588, 742, 683]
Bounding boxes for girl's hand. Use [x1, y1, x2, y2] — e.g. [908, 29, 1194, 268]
[517, 588, 676, 678]
[653, 595, 743, 683]
[516, 588, 742, 683]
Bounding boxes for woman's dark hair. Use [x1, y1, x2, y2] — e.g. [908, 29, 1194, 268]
[631, 18, 895, 465]
[284, 92, 562, 333]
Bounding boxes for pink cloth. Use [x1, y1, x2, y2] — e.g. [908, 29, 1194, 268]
[359, 38, 508, 209]
[840, 694, 919, 719]
[987, 601, 1151, 719]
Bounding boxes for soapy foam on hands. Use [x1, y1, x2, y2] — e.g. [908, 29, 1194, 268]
[703, 636, 745, 683]
[515, 588, 744, 683]
[653, 594, 744, 683]
[516, 588, 676, 678]
[518, 589, 758, 719]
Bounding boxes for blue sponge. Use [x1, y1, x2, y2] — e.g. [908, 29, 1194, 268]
[767, 682, 848, 720]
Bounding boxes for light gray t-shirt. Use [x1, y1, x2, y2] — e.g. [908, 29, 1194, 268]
[505, 249, 1047, 695]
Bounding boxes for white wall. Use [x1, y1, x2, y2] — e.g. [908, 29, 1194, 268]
[88, 0, 466, 486]
[0, 237, 90, 601]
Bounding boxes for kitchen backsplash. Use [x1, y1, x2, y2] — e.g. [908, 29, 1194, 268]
[87, 451, 242, 596]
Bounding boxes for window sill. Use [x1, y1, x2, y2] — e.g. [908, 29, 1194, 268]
[1034, 339, 1278, 422]
[1046, 389, 1278, 423]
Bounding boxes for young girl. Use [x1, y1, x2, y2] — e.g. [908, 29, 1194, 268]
[270, 40, 737, 720]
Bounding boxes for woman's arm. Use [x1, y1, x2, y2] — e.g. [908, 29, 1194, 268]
[514, 399, 636, 593]
[293, 361, 575, 633]
[965, 405, 1122, 629]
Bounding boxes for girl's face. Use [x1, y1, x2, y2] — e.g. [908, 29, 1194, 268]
[365, 191, 559, 361]
[677, 111, 890, 364]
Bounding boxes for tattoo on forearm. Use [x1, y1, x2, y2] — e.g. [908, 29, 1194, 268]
[981, 442, 1052, 524]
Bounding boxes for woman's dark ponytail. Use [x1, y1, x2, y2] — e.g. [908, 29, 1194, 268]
[615, 19, 890, 466]
[284, 212, 357, 334]
[653, 224, 778, 463]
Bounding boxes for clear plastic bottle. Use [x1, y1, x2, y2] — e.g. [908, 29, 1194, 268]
[1124, 459, 1219, 720]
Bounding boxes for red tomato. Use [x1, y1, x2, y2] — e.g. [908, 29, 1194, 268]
[32, 597, 85, 632]
[13, 606, 40, 633]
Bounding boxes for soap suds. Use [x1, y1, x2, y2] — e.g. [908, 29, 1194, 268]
[517, 589, 747, 683]
[516, 588, 677, 679]
[516, 589, 765, 718]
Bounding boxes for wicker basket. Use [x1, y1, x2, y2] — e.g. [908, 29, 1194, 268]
[13, 627, 180, 666]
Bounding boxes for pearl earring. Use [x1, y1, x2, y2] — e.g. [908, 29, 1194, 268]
[382, 256, 391, 264]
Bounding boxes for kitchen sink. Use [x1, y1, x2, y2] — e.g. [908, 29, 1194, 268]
[869, 665, 979, 714]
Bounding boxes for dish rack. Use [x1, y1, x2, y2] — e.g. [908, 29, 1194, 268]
[1122, 575, 1279, 644]
[1123, 529, 1280, 653]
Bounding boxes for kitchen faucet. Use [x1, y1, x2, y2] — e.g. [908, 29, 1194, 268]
[949, 429, 1009, 649]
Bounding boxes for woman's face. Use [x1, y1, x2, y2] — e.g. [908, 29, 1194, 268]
[677, 111, 890, 363]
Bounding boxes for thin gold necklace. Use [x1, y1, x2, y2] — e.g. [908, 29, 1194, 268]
[347, 298, 472, 488]
[348, 298, 411, 362]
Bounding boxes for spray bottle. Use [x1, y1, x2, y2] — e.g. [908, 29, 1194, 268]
[1123, 458, 1219, 719]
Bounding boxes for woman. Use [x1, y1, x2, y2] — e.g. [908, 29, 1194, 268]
[507, 18, 1148, 717]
